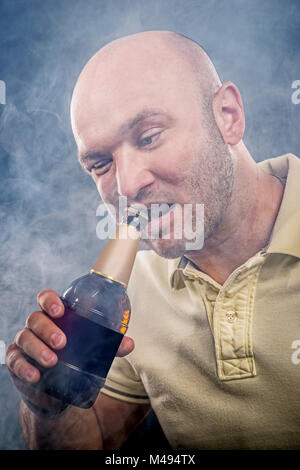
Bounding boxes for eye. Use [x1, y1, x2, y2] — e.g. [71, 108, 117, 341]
[89, 159, 112, 175]
[138, 131, 161, 148]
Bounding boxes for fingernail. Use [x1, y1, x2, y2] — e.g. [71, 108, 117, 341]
[50, 304, 61, 316]
[41, 350, 55, 363]
[51, 332, 64, 347]
[26, 368, 36, 380]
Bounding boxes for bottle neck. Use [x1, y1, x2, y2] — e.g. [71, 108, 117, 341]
[91, 223, 141, 287]
[90, 270, 127, 288]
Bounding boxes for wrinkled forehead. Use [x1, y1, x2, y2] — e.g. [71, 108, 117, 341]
[71, 41, 200, 149]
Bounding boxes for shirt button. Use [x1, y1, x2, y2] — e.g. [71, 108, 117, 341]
[226, 311, 237, 323]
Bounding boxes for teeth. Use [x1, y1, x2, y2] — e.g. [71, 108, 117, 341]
[149, 203, 176, 220]
[126, 203, 177, 224]
[127, 206, 148, 220]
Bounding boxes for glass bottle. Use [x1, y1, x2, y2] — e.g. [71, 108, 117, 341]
[26, 209, 145, 408]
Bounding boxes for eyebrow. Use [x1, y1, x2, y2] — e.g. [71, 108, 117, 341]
[78, 108, 169, 166]
[78, 150, 107, 168]
[120, 108, 167, 134]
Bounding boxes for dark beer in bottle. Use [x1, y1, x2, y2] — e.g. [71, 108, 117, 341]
[26, 208, 145, 408]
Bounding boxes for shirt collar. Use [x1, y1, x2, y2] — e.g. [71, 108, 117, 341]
[259, 153, 300, 259]
[168, 256, 202, 289]
[169, 153, 300, 289]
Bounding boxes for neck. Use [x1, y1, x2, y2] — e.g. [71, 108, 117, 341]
[185, 143, 284, 285]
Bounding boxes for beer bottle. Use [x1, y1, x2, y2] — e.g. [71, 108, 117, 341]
[26, 207, 146, 408]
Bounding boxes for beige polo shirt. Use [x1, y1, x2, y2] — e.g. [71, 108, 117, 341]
[101, 153, 300, 449]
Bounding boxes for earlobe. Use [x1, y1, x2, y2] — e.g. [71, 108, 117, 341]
[212, 82, 245, 146]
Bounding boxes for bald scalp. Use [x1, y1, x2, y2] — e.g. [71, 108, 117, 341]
[71, 31, 222, 132]
[95, 31, 221, 87]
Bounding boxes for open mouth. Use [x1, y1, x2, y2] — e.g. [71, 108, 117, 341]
[127, 203, 176, 222]
[125, 203, 180, 239]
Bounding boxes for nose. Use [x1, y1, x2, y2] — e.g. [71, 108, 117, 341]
[114, 145, 155, 200]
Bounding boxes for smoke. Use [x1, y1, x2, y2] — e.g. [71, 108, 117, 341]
[0, 0, 299, 450]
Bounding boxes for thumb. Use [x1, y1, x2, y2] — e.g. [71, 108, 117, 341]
[116, 336, 135, 357]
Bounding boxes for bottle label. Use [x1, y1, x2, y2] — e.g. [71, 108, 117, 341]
[53, 303, 123, 377]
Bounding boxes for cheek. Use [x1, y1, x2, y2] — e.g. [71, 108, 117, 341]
[93, 173, 118, 206]
[155, 141, 192, 185]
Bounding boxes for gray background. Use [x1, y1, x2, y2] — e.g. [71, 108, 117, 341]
[0, 0, 299, 450]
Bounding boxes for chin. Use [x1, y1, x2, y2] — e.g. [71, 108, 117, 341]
[144, 238, 187, 259]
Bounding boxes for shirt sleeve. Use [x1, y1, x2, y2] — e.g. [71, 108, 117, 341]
[100, 356, 150, 404]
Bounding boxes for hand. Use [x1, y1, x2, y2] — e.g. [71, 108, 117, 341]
[6, 289, 135, 408]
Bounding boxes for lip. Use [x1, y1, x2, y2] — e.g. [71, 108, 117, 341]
[128, 202, 175, 221]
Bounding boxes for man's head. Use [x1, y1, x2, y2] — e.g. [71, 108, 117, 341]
[71, 31, 245, 258]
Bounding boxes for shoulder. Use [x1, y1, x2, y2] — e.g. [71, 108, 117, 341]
[258, 153, 299, 177]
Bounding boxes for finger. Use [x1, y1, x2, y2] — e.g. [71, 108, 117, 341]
[37, 289, 65, 318]
[6, 345, 66, 410]
[9, 371, 62, 409]
[26, 310, 66, 350]
[9, 369, 65, 410]
[14, 328, 58, 368]
[116, 336, 135, 357]
[6, 344, 40, 383]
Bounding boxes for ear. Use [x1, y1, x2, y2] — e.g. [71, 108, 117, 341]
[212, 82, 245, 145]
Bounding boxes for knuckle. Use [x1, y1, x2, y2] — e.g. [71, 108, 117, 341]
[6, 343, 16, 356]
[25, 310, 39, 328]
[14, 358, 27, 378]
[5, 344, 18, 367]
[26, 310, 44, 331]
[26, 313, 55, 343]
[14, 329, 25, 347]
[7, 348, 21, 371]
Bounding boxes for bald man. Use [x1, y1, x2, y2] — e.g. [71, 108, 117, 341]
[6, 31, 300, 449]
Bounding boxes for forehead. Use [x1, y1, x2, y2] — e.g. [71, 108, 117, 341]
[71, 42, 200, 152]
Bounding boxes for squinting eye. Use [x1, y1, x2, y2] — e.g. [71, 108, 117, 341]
[139, 133, 160, 147]
[89, 160, 112, 174]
